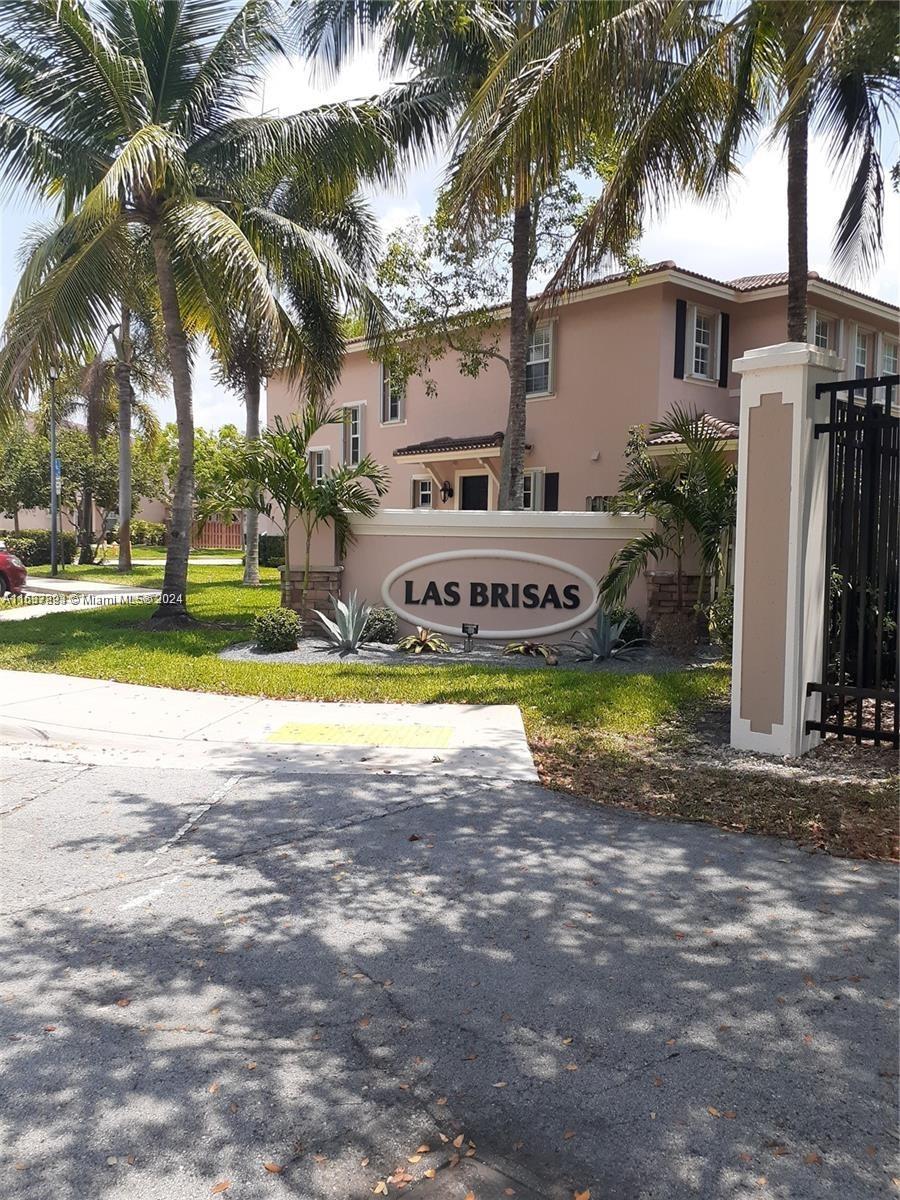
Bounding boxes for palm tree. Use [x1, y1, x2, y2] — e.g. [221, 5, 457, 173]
[215, 173, 382, 587]
[299, 0, 554, 509]
[228, 409, 389, 617]
[450, 1, 899, 340]
[600, 407, 737, 612]
[0, 0, 447, 624]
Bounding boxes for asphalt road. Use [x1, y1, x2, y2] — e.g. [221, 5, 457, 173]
[0, 754, 896, 1200]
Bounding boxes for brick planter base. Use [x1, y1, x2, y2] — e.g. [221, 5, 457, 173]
[280, 566, 343, 629]
[644, 570, 705, 632]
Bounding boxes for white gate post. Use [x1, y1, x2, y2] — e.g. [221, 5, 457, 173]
[730, 343, 843, 756]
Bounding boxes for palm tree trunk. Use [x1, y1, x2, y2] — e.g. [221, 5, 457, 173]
[78, 486, 94, 564]
[302, 519, 313, 622]
[116, 305, 133, 573]
[149, 224, 193, 626]
[243, 364, 261, 587]
[499, 199, 531, 510]
[785, 27, 809, 342]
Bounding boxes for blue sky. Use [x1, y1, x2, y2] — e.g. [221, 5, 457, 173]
[2, 43, 897, 430]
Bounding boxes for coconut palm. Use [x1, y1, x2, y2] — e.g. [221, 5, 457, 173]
[226, 408, 389, 616]
[298, 0, 558, 509]
[0, 0, 448, 624]
[600, 406, 737, 612]
[450, 0, 899, 340]
[215, 172, 382, 587]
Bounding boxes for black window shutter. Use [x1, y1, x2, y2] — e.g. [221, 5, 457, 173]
[543, 472, 559, 512]
[718, 313, 730, 388]
[674, 299, 687, 378]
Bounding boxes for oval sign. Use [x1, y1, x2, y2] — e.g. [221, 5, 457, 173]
[381, 549, 600, 639]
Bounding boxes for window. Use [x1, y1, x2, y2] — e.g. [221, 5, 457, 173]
[343, 405, 362, 464]
[522, 470, 537, 510]
[882, 338, 898, 376]
[855, 330, 871, 380]
[307, 449, 326, 484]
[526, 325, 553, 396]
[692, 309, 716, 379]
[380, 365, 405, 423]
[814, 316, 835, 350]
[411, 477, 432, 509]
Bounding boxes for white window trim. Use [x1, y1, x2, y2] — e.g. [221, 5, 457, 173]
[342, 402, 365, 465]
[686, 304, 720, 383]
[854, 325, 873, 379]
[808, 307, 843, 354]
[307, 446, 330, 484]
[880, 334, 899, 376]
[522, 468, 545, 511]
[453, 468, 495, 511]
[379, 364, 406, 425]
[411, 474, 433, 509]
[525, 322, 555, 399]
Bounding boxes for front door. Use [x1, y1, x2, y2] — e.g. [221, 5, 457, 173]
[459, 474, 489, 510]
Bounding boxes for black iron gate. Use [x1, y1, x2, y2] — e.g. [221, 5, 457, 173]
[806, 373, 899, 747]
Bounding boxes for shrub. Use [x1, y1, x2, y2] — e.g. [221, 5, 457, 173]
[363, 606, 398, 644]
[3, 528, 76, 565]
[605, 604, 643, 643]
[503, 641, 559, 665]
[651, 611, 698, 658]
[257, 533, 285, 567]
[254, 606, 301, 652]
[571, 609, 645, 662]
[129, 519, 166, 546]
[397, 627, 451, 654]
[316, 591, 371, 656]
[707, 587, 734, 653]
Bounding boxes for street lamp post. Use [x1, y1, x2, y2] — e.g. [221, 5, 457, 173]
[48, 365, 59, 577]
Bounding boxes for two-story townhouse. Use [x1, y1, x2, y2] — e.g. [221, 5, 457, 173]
[266, 261, 899, 516]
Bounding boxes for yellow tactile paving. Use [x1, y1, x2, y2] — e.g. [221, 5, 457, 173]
[266, 722, 455, 748]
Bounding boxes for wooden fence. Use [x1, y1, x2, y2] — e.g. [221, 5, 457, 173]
[191, 519, 243, 550]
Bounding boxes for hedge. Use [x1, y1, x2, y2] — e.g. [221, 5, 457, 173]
[130, 519, 166, 546]
[258, 533, 285, 567]
[2, 528, 77, 566]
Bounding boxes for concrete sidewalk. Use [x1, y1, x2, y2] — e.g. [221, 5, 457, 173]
[0, 669, 537, 780]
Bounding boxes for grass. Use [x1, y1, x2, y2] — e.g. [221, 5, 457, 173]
[3, 563, 894, 860]
[102, 546, 241, 560]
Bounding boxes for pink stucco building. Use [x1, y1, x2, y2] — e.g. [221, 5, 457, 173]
[267, 261, 899, 516]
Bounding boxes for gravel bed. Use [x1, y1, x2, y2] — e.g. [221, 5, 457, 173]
[219, 637, 721, 674]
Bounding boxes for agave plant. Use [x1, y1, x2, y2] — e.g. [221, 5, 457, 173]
[502, 641, 559, 666]
[315, 591, 371, 657]
[396, 627, 452, 655]
[571, 610, 645, 663]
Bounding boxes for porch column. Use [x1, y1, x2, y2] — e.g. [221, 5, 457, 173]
[730, 343, 843, 756]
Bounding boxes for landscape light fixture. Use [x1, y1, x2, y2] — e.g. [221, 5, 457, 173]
[440, 481, 454, 504]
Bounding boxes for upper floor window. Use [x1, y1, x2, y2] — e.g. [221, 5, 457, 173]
[526, 324, 553, 396]
[855, 330, 872, 380]
[691, 308, 718, 379]
[307, 449, 327, 484]
[814, 315, 838, 351]
[343, 405, 363, 464]
[411, 477, 432, 509]
[881, 338, 898, 376]
[380, 365, 405, 423]
[522, 469, 540, 510]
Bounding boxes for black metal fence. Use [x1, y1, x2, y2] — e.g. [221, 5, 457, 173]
[806, 373, 899, 747]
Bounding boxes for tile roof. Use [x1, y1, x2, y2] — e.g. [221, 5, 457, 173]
[394, 432, 506, 457]
[647, 414, 740, 446]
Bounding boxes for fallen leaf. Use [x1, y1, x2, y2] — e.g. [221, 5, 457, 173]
[312, 1154, 326, 1163]
[246, 1062, 257, 1070]
[116, 998, 131, 1008]
[564, 1064, 578, 1072]
[438, 1133, 449, 1143]
[723, 1111, 737, 1120]
[665, 1038, 677, 1046]
[358, 1017, 370, 1028]
[424, 1168, 436, 1179]
[493, 1080, 508, 1088]
[562, 1037, 573, 1045]
[505, 1190, 515, 1197]
[13, 1162, 26, 1171]
[465, 1147, 476, 1158]
[360, 1158, 369, 1168]
[407, 1155, 421, 1164]
[228, 1103, 238, 1114]
[398, 1082, 410, 1091]
[465, 1193, 475, 1200]
[453, 1134, 465, 1149]
[408, 834, 421, 841]
[564, 1130, 576, 1140]
[772, 1146, 788, 1158]
[674, 931, 686, 940]
[739, 1153, 752, 1164]
[707, 1107, 721, 1118]
[436, 1097, 448, 1107]
[803, 1153, 822, 1166]
[208, 1082, 220, 1094]
[574, 1191, 591, 1200]
[211, 1183, 231, 1195]
[416, 1144, 430, 1154]
[372, 1183, 388, 1196]
[263, 1162, 283, 1174]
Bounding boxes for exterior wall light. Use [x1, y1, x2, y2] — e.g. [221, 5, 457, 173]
[440, 481, 454, 503]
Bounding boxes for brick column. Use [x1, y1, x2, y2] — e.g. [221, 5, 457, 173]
[280, 566, 343, 629]
[730, 343, 842, 756]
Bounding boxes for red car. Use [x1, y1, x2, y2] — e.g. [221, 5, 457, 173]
[0, 544, 27, 596]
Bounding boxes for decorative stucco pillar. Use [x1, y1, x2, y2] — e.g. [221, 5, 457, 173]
[730, 343, 843, 756]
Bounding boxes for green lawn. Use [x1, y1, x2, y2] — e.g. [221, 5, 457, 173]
[6, 563, 891, 859]
[7, 563, 727, 739]
[102, 546, 242, 560]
